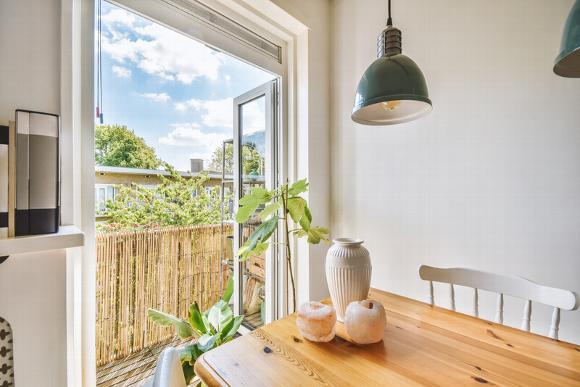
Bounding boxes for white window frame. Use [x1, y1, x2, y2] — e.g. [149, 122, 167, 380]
[63, 1, 312, 385]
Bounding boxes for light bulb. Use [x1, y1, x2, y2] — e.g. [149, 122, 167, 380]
[380, 100, 401, 111]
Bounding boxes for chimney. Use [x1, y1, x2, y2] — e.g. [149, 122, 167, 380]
[190, 158, 204, 173]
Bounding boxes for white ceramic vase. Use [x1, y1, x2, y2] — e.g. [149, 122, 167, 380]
[325, 238, 372, 322]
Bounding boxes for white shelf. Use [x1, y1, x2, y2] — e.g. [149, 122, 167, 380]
[0, 225, 84, 256]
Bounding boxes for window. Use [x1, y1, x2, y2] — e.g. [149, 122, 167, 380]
[94, 184, 117, 213]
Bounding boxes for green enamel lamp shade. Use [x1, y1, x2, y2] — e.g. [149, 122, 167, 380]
[352, 53, 432, 125]
[554, 0, 580, 77]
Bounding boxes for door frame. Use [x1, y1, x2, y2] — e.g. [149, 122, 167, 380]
[68, 0, 311, 385]
[232, 80, 278, 325]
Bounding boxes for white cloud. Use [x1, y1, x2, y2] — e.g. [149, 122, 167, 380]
[175, 98, 231, 128]
[159, 123, 228, 161]
[140, 92, 171, 102]
[101, 7, 224, 84]
[112, 65, 132, 78]
[101, 8, 136, 27]
[174, 97, 265, 134]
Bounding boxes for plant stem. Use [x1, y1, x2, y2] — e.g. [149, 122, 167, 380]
[282, 185, 297, 313]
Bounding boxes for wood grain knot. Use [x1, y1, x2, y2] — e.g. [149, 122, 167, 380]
[486, 329, 503, 341]
[292, 336, 303, 343]
[472, 376, 489, 384]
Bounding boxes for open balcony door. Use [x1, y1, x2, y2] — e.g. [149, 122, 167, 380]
[233, 80, 279, 330]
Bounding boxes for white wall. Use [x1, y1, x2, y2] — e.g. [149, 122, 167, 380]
[0, 0, 69, 385]
[271, 0, 332, 302]
[330, 0, 580, 344]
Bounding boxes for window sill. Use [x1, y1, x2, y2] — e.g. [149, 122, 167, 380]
[0, 225, 85, 257]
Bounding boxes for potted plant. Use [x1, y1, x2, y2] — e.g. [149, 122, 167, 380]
[236, 179, 329, 312]
[148, 277, 242, 385]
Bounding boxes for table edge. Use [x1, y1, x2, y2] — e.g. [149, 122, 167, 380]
[195, 353, 227, 387]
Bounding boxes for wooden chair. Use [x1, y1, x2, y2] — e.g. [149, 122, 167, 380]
[419, 265, 578, 340]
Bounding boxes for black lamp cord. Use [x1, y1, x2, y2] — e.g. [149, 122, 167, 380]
[387, 0, 392, 27]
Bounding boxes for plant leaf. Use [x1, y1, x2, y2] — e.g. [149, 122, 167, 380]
[147, 308, 194, 339]
[237, 215, 278, 261]
[299, 206, 312, 231]
[260, 201, 280, 220]
[202, 314, 214, 334]
[207, 300, 233, 332]
[188, 302, 206, 335]
[179, 343, 203, 365]
[306, 226, 330, 244]
[182, 362, 195, 385]
[221, 276, 234, 303]
[239, 187, 271, 205]
[236, 187, 273, 223]
[235, 203, 259, 224]
[251, 242, 269, 257]
[293, 229, 307, 238]
[197, 333, 219, 351]
[220, 315, 244, 341]
[287, 197, 306, 223]
[288, 179, 309, 196]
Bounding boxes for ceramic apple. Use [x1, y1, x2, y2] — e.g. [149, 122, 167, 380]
[296, 301, 337, 342]
[344, 299, 386, 344]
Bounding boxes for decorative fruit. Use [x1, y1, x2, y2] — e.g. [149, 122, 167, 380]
[344, 299, 386, 344]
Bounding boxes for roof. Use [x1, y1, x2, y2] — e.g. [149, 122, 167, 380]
[95, 165, 225, 179]
[94, 165, 265, 182]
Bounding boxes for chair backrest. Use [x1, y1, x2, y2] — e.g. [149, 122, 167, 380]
[419, 265, 578, 340]
[151, 347, 187, 387]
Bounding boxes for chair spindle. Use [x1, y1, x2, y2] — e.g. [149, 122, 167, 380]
[549, 307, 560, 340]
[419, 265, 578, 341]
[495, 293, 504, 324]
[521, 300, 532, 331]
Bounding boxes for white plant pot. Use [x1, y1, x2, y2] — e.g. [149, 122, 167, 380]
[325, 238, 372, 322]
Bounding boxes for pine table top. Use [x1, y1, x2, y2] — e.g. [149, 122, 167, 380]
[195, 288, 580, 386]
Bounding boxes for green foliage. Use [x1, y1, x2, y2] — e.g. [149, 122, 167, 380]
[208, 142, 264, 175]
[235, 179, 329, 311]
[96, 124, 162, 169]
[148, 276, 241, 385]
[235, 187, 273, 224]
[99, 169, 228, 231]
[236, 215, 278, 261]
[147, 309, 195, 339]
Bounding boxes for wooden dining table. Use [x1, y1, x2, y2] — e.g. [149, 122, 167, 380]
[195, 288, 580, 386]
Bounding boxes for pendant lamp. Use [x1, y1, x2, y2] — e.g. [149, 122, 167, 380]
[352, 0, 431, 125]
[554, 0, 580, 77]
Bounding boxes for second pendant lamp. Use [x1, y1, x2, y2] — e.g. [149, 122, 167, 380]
[352, 0, 432, 125]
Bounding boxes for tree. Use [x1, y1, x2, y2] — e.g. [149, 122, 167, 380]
[99, 169, 228, 231]
[96, 124, 162, 169]
[208, 142, 264, 175]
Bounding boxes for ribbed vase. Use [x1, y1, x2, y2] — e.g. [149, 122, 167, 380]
[325, 238, 372, 322]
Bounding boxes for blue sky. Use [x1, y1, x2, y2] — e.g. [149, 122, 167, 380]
[97, 2, 275, 171]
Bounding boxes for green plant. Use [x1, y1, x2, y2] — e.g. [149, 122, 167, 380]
[147, 277, 242, 385]
[235, 179, 329, 312]
[98, 168, 229, 231]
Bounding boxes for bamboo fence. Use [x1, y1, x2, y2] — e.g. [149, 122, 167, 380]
[95, 224, 232, 367]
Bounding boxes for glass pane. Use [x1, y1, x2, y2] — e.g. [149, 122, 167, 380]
[240, 96, 267, 329]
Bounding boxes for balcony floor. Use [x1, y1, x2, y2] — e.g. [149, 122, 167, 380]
[96, 337, 190, 387]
